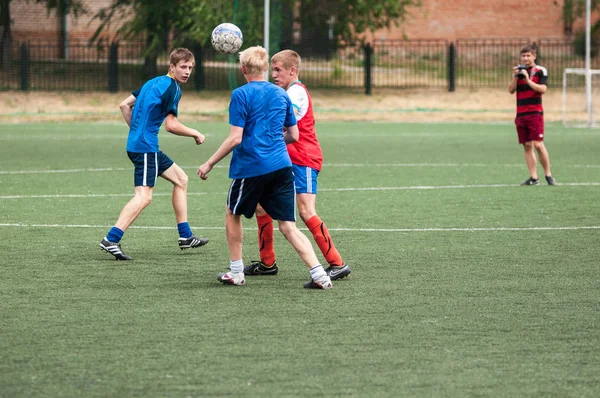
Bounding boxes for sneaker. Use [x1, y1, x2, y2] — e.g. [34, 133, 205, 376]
[243, 261, 279, 276]
[545, 175, 558, 185]
[99, 238, 132, 261]
[520, 177, 539, 186]
[179, 235, 209, 250]
[303, 275, 333, 290]
[217, 271, 245, 286]
[326, 264, 352, 280]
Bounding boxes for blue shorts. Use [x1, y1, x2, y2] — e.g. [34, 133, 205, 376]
[292, 164, 319, 194]
[227, 167, 296, 221]
[127, 151, 174, 187]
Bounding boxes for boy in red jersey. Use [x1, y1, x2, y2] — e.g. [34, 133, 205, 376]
[243, 49, 351, 282]
[508, 45, 557, 186]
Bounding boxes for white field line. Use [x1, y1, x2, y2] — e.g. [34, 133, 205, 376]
[1, 182, 599, 200]
[2, 182, 600, 200]
[2, 163, 600, 175]
[0, 223, 599, 233]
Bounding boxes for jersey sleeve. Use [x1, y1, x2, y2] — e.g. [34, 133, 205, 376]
[287, 85, 309, 121]
[536, 67, 549, 86]
[132, 87, 141, 97]
[228, 89, 247, 128]
[162, 80, 180, 117]
[284, 95, 297, 128]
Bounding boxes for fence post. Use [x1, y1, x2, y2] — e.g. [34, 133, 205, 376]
[193, 42, 204, 91]
[20, 42, 29, 91]
[108, 41, 119, 93]
[448, 42, 456, 92]
[364, 43, 372, 95]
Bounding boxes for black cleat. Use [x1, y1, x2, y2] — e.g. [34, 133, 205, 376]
[520, 177, 539, 186]
[100, 238, 132, 260]
[326, 264, 352, 280]
[179, 235, 209, 250]
[243, 261, 279, 276]
[545, 175, 558, 185]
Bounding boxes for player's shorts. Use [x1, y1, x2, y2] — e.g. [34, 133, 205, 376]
[515, 113, 544, 144]
[292, 164, 319, 195]
[127, 151, 174, 187]
[227, 167, 296, 221]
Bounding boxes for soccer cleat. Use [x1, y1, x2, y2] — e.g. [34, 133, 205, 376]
[178, 235, 209, 250]
[217, 271, 245, 286]
[303, 276, 333, 290]
[520, 177, 539, 186]
[326, 264, 352, 280]
[545, 175, 558, 185]
[99, 238, 132, 261]
[243, 261, 279, 276]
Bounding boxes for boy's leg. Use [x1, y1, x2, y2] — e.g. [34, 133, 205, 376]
[533, 141, 553, 178]
[522, 142, 538, 180]
[260, 167, 331, 289]
[114, 186, 154, 231]
[297, 193, 344, 267]
[160, 163, 189, 224]
[294, 165, 350, 280]
[255, 205, 276, 266]
[100, 185, 153, 260]
[217, 208, 246, 286]
[278, 220, 332, 289]
[243, 204, 278, 276]
[161, 161, 209, 248]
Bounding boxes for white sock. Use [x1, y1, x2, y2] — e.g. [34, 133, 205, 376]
[230, 259, 244, 274]
[309, 264, 326, 281]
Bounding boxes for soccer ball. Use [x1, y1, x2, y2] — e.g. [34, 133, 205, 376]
[211, 23, 243, 55]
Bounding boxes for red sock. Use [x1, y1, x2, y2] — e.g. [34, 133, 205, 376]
[256, 214, 276, 266]
[305, 215, 344, 267]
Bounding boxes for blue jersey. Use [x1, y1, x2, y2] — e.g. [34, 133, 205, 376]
[126, 75, 181, 153]
[228, 81, 297, 179]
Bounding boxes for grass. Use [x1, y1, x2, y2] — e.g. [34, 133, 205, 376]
[1, 121, 599, 397]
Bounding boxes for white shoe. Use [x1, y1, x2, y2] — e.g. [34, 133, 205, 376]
[303, 275, 333, 289]
[217, 271, 245, 286]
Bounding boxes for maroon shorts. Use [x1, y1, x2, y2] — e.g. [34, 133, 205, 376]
[515, 113, 544, 144]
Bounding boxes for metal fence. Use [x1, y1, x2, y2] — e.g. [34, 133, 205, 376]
[1, 38, 599, 92]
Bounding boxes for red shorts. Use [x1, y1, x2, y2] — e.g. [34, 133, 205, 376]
[515, 113, 544, 144]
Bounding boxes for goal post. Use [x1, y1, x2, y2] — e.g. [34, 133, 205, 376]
[562, 68, 600, 128]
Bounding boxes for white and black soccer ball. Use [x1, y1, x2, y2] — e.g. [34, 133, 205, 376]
[211, 23, 243, 55]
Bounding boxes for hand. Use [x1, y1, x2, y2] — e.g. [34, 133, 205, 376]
[193, 131, 205, 145]
[197, 162, 212, 180]
[512, 67, 520, 78]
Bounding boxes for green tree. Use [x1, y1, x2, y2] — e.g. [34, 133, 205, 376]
[297, 0, 421, 56]
[558, 0, 600, 56]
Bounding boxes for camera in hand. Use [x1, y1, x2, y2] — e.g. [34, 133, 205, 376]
[516, 64, 528, 78]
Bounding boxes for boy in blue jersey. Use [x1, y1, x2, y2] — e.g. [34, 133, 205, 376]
[100, 48, 209, 260]
[197, 46, 333, 289]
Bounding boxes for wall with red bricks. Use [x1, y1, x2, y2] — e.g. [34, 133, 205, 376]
[7, 0, 592, 42]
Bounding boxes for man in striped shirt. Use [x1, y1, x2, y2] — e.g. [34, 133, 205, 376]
[508, 45, 557, 186]
[100, 48, 209, 260]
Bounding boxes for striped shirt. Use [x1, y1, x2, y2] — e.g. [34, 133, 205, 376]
[516, 65, 548, 117]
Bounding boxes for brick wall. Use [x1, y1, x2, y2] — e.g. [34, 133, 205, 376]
[381, 0, 567, 41]
[10, 0, 123, 41]
[8, 0, 593, 42]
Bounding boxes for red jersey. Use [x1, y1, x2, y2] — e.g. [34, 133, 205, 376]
[516, 65, 548, 117]
[286, 82, 323, 171]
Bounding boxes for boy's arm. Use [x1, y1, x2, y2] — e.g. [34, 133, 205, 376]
[523, 74, 547, 94]
[508, 67, 519, 94]
[197, 126, 244, 180]
[165, 114, 205, 145]
[284, 125, 299, 144]
[119, 95, 137, 127]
